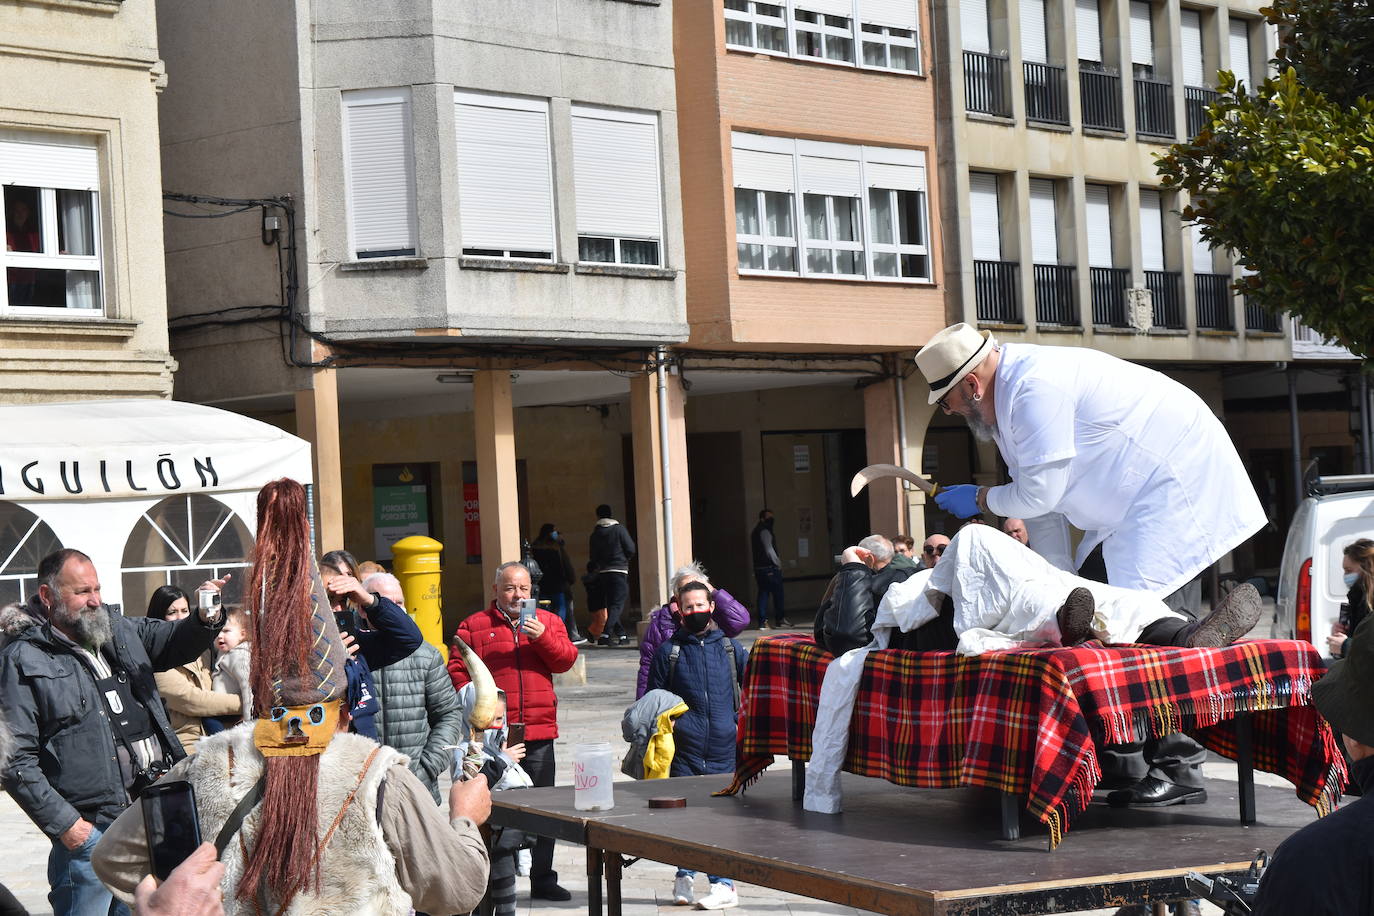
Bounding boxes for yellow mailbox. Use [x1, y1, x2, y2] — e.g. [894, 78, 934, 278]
[391, 535, 447, 662]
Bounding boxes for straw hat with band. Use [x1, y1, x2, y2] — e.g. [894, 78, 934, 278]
[915, 323, 995, 406]
[1313, 622, 1374, 748]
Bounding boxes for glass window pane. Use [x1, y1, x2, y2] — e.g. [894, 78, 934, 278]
[758, 2, 784, 15]
[0, 501, 63, 605]
[579, 237, 615, 263]
[833, 197, 860, 241]
[767, 245, 796, 271]
[622, 239, 660, 265]
[807, 247, 832, 273]
[898, 191, 925, 245]
[8, 267, 66, 308]
[826, 35, 853, 61]
[738, 242, 765, 270]
[735, 190, 760, 236]
[794, 9, 819, 23]
[65, 270, 100, 309]
[764, 192, 793, 237]
[824, 14, 849, 28]
[4, 186, 42, 253]
[724, 0, 748, 10]
[901, 253, 930, 278]
[892, 45, 919, 70]
[759, 24, 788, 50]
[803, 195, 828, 240]
[872, 251, 899, 276]
[796, 29, 822, 56]
[836, 249, 863, 274]
[726, 19, 753, 46]
[862, 41, 886, 67]
[869, 189, 895, 244]
[58, 190, 95, 257]
[891, 27, 913, 39]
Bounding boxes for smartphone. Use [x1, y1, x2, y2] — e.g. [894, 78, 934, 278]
[518, 598, 537, 625]
[141, 780, 202, 882]
[334, 609, 354, 637]
[507, 722, 526, 746]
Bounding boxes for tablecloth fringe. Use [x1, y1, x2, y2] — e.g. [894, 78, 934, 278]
[1097, 677, 1313, 745]
[716, 756, 772, 796]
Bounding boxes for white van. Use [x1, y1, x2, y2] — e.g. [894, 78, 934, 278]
[1275, 474, 1374, 650]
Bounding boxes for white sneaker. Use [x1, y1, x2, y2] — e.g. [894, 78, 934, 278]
[515, 847, 531, 877]
[694, 883, 738, 910]
[672, 875, 695, 905]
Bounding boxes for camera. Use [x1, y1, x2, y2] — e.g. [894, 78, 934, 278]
[130, 758, 172, 799]
[197, 588, 221, 612]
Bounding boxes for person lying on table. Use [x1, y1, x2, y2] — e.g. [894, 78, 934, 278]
[878, 525, 1260, 656]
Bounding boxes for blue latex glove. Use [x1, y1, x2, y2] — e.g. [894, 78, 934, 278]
[934, 484, 981, 519]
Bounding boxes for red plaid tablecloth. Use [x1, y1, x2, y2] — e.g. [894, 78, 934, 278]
[721, 633, 1346, 844]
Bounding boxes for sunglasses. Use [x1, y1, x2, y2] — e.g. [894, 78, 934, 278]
[923, 544, 947, 556]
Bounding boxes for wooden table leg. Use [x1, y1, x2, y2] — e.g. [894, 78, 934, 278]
[605, 850, 623, 916]
[999, 791, 1021, 841]
[1235, 712, 1257, 825]
[792, 758, 805, 801]
[587, 844, 603, 915]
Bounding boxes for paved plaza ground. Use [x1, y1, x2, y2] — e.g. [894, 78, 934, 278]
[2, 611, 1285, 914]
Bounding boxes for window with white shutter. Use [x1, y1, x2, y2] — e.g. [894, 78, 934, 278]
[1180, 9, 1205, 87]
[731, 132, 930, 281]
[858, 0, 921, 71]
[962, 0, 991, 53]
[1084, 184, 1113, 268]
[454, 92, 556, 260]
[1028, 178, 1059, 265]
[794, 1, 857, 63]
[1228, 18, 1253, 87]
[722, 1, 921, 73]
[1020, 0, 1048, 64]
[1138, 188, 1165, 271]
[1191, 224, 1213, 273]
[1130, 1, 1154, 73]
[342, 89, 417, 259]
[968, 172, 1002, 262]
[0, 132, 103, 313]
[1075, 0, 1102, 63]
[724, 1, 789, 54]
[571, 106, 663, 266]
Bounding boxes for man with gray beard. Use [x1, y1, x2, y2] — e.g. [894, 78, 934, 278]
[0, 549, 225, 915]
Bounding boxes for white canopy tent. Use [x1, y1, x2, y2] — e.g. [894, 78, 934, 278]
[0, 399, 312, 613]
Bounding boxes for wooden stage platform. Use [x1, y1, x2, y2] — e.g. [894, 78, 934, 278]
[490, 770, 1316, 915]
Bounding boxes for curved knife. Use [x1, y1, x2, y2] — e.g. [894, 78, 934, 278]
[849, 463, 942, 499]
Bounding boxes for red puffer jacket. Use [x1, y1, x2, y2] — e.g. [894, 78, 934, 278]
[447, 604, 578, 742]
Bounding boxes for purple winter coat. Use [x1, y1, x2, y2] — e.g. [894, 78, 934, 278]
[636, 587, 749, 698]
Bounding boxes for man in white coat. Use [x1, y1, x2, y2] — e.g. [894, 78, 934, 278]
[916, 323, 1265, 809]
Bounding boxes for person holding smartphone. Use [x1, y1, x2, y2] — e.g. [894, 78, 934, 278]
[448, 561, 578, 903]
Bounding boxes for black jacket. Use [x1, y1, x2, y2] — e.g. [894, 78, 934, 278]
[814, 562, 915, 656]
[1338, 582, 1372, 657]
[530, 538, 575, 595]
[589, 519, 636, 573]
[751, 520, 780, 569]
[1254, 755, 1374, 915]
[0, 599, 220, 837]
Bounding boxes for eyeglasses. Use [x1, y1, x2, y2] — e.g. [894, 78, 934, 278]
[936, 391, 952, 411]
[923, 544, 947, 556]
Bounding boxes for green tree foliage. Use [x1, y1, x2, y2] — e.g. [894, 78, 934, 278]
[1156, 0, 1374, 357]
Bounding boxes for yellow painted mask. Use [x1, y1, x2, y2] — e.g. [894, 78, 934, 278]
[253, 700, 341, 757]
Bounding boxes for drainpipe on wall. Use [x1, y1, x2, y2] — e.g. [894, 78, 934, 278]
[1361, 371, 1372, 475]
[893, 365, 910, 536]
[656, 347, 675, 583]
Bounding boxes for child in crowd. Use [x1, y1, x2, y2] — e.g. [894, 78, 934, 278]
[211, 606, 253, 720]
[455, 686, 532, 916]
[646, 582, 749, 910]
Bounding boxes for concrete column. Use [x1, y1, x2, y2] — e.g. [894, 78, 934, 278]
[662, 370, 693, 573]
[294, 368, 343, 552]
[901, 375, 940, 541]
[473, 368, 520, 585]
[630, 373, 668, 610]
[863, 380, 904, 537]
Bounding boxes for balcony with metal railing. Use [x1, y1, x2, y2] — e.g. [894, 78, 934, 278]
[1194, 273, 1233, 330]
[1024, 61, 1070, 125]
[1134, 76, 1175, 138]
[1033, 264, 1078, 326]
[1185, 86, 1219, 138]
[1090, 266, 1130, 327]
[974, 260, 1022, 324]
[1145, 270, 1184, 328]
[964, 50, 1013, 117]
[1080, 67, 1124, 132]
[1245, 297, 1282, 332]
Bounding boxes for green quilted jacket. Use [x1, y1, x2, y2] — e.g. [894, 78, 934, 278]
[372, 642, 464, 802]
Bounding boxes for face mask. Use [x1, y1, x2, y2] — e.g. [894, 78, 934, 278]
[1345, 572, 1361, 589]
[682, 613, 711, 635]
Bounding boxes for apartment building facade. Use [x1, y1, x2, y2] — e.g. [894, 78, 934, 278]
[671, 0, 948, 607]
[157, 0, 692, 618]
[0, 0, 176, 602]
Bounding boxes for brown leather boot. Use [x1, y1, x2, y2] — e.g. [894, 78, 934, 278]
[1056, 587, 1096, 646]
